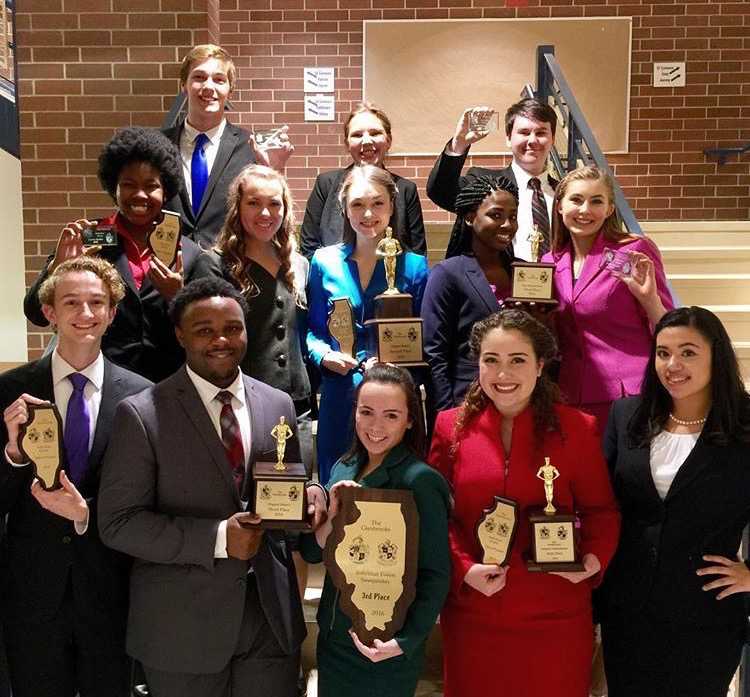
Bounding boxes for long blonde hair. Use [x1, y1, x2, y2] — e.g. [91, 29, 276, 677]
[215, 164, 300, 302]
[550, 165, 633, 254]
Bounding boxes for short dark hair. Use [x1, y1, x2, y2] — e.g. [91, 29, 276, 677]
[504, 98, 557, 138]
[342, 363, 427, 464]
[169, 277, 249, 327]
[629, 306, 750, 446]
[98, 126, 183, 203]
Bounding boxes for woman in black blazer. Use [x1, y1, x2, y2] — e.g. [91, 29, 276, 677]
[421, 176, 519, 411]
[299, 102, 427, 259]
[601, 306, 750, 697]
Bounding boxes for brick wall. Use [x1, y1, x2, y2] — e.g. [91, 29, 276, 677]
[17, 0, 750, 358]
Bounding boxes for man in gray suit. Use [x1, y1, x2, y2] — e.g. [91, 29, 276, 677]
[98, 277, 326, 697]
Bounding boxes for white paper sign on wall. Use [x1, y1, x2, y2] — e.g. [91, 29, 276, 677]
[653, 62, 686, 88]
[304, 67, 335, 93]
[305, 94, 336, 122]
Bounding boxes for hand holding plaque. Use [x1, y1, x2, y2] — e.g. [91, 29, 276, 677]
[324, 488, 419, 645]
[252, 416, 310, 529]
[476, 495, 518, 566]
[526, 457, 584, 572]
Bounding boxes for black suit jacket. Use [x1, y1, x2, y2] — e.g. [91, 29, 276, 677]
[427, 145, 516, 259]
[24, 233, 220, 384]
[421, 254, 510, 410]
[0, 356, 151, 630]
[600, 396, 750, 629]
[98, 368, 306, 674]
[299, 166, 427, 259]
[162, 121, 256, 248]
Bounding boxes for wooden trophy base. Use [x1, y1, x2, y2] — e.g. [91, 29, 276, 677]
[525, 508, 584, 572]
[252, 460, 311, 530]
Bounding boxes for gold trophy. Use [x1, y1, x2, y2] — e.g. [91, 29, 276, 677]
[364, 227, 426, 366]
[505, 226, 558, 309]
[526, 457, 583, 572]
[252, 416, 310, 529]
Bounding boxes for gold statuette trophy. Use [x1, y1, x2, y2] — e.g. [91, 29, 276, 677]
[526, 458, 584, 572]
[18, 404, 65, 491]
[147, 210, 181, 268]
[505, 226, 558, 309]
[364, 227, 426, 367]
[324, 487, 419, 645]
[476, 495, 519, 566]
[251, 416, 310, 529]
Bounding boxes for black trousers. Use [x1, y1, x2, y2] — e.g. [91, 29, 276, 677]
[4, 576, 129, 697]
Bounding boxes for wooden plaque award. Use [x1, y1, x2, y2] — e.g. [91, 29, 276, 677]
[476, 495, 518, 566]
[364, 227, 426, 367]
[251, 416, 310, 530]
[504, 226, 558, 309]
[147, 210, 181, 268]
[324, 488, 419, 645]
[327, 297, 356, 357]
[526, 457, 584, 572]
[18, 404, 64, 491]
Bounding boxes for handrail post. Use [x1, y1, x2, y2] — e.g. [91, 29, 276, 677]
[536, 45, 555, 101]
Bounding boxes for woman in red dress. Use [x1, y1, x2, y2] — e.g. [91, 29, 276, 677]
[429, 309, 621, 697]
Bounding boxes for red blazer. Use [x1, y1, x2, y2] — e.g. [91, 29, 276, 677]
[429, 403, 621, 621]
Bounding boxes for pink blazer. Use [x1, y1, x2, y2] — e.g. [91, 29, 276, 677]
[542, 233, 674, 405]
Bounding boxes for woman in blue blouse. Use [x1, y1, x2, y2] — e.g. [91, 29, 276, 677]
[306, 165, 429, 484]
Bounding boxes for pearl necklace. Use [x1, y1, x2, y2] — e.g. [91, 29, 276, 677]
[669, 413, 707, 426]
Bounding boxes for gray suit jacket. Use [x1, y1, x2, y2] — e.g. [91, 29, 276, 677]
[98, 367, 305, 674]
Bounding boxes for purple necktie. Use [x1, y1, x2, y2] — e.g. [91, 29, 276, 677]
[64, 373, 90, 486]
[191, 133, 209, 216]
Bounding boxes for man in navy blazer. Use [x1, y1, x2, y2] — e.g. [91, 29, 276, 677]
[427, 98, 558, 260]
[0, 257, 151, 697]
[162, 44, 294, 248]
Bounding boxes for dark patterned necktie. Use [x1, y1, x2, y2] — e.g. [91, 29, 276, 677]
[216, 391, 245, 492]
[191, 132, 209, 216]
[64, 373, 90, 485]
[528, 177, 551, 258]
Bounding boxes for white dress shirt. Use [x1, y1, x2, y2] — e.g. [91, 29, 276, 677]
[511, 161, 555, 262]
[178, 118, 228, 205]
[185, 365, 252, 558]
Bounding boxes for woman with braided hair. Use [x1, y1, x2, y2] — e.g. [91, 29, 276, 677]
[421, 176, 519, 411]
[428, 309, 620, 697]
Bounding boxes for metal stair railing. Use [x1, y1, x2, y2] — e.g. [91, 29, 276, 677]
[524, 44, 642, 236]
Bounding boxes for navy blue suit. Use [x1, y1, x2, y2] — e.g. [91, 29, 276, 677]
[421, 254, 512, 411]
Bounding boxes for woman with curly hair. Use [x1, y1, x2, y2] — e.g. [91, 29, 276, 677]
[428, 309, 620, 697]
[192, 164, 312, 461]
[24, 126, 219, 382]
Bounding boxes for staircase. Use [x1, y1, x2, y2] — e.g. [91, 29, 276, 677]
[642, 221, 750, 387]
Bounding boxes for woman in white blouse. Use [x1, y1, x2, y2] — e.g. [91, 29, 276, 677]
[600, 306, 750, 697]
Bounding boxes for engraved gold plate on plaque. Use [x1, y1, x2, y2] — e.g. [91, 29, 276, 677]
[148, 210, 181, 267]
[509, 262, 556, 302]
[324, 488, 419, 645]
[476, 495, 518, 566]
[18, 404, 64, 491]
[327, 297, 356, 357]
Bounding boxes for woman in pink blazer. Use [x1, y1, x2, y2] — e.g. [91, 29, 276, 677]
[541, 166, 674, 432]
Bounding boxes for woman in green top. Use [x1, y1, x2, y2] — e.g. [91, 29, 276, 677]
[304, 363, 451, 697]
